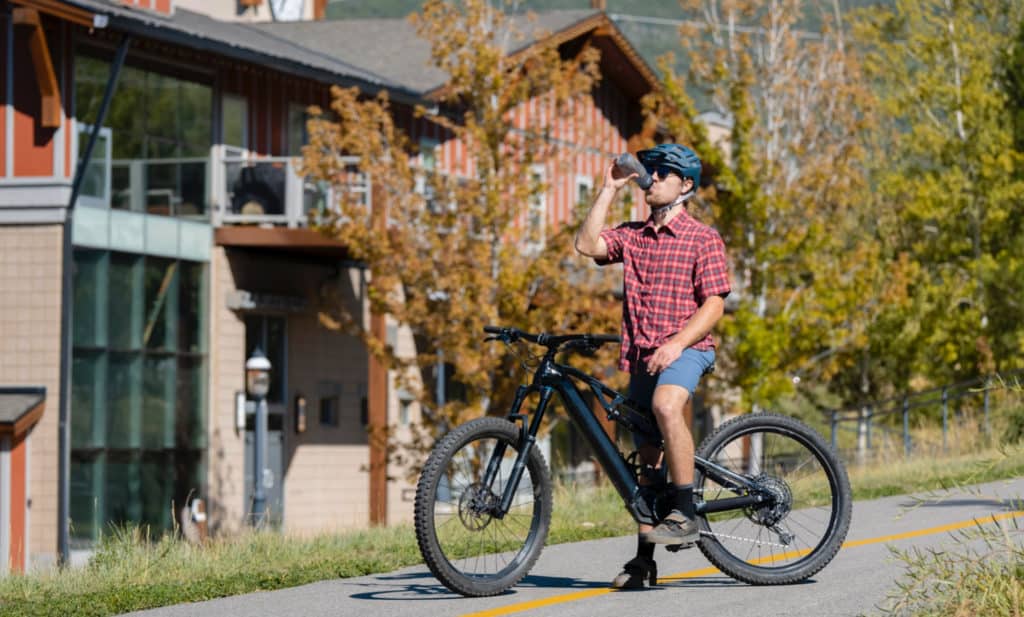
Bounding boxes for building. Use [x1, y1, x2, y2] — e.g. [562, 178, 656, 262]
[0, 0, 661, 569]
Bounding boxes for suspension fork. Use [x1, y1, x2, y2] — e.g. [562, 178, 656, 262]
[479, 384, 552, 518]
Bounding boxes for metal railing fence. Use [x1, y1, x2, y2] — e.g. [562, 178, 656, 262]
[825, 369, 1024, 459]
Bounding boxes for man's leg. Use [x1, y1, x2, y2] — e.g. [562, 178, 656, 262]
[611, 443, 661, 588]
[611, 373, 661, 588]
[645, 384, 699, 545]
[651, 384, 694, 485]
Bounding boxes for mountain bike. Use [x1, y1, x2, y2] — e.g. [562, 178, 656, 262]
[414, 327, 852, 597]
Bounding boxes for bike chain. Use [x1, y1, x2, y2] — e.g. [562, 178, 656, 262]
[698, 529, 791, 549]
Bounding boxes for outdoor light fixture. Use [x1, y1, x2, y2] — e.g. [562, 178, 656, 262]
[245, 348, 271, 526]
[245, 348, 271, 398]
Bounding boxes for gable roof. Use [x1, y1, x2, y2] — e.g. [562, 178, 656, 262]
[253, 9, 660, 98]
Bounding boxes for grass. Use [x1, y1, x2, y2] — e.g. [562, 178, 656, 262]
[2, 444, 1023, 617]
[878, 516, 1024, 616]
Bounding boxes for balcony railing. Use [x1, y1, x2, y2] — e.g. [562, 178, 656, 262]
[74, 144, 370, 229]
[214, 155, 369, 228]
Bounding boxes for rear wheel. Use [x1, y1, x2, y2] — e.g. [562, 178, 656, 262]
[694, 413, 852, 585]
[414, 417, 552, 597]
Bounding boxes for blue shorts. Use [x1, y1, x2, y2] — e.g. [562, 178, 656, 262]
[628, 347, 716, 447]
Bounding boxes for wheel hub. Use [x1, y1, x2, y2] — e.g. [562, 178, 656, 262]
[745, 473, 793, 527]
[458, 482, 500, 530]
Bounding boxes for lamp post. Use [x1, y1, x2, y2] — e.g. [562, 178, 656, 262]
[246, 348, 271, 526]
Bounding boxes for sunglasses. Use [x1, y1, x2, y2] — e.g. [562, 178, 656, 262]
[644, 164, 678, 180]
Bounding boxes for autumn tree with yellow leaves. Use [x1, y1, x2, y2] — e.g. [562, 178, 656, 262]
[644, 0, 900, 413]
[300, 0, 622, 455]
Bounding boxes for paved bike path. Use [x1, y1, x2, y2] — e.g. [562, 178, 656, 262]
[121, 477, 1024, 617]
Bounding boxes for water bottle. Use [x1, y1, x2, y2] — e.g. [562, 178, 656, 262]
[614, 152, 653, 190]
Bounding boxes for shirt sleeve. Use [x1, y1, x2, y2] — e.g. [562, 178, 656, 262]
[694, 228, 731, 303]
[597, 224, 629, 265]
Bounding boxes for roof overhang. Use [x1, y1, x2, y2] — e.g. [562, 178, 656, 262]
[215, 227, 353, 260]
[38, 0, 426, 107]
[0, 387, 46, 439]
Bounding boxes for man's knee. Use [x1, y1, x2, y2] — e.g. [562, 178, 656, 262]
[651, 386, 690, 422]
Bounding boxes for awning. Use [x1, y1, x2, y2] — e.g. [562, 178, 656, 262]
[0, 387, 46, 438]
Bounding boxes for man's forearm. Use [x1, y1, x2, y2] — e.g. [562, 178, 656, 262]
[575, 185, 617, 256]
[669, 296, 725, 349]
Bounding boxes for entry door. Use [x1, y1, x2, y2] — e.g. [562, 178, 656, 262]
[243, 419, 284, 528]
[244, 315, 286, 527]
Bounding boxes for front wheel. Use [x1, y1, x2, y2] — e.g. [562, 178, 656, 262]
[414, 417, 552, 597]
[694, 412, 852, 585]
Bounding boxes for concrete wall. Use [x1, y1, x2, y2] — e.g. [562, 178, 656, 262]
[0, 225, 63, 567]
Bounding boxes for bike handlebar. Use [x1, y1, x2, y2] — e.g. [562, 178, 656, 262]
[483, 326, 620, 351]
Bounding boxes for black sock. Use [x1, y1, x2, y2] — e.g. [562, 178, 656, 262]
[672, 483, 695, 519]
[637, 535, 655, 561]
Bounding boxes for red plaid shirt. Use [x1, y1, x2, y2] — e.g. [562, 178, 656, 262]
[599, 209, 731, 371]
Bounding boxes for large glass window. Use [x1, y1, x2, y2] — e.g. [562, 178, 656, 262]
[70, 248, 208, 544]
[75, 54, 212, 219]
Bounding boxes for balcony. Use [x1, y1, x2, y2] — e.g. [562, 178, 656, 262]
[75, 126, 369, 229]
[214, 154, 369, 229]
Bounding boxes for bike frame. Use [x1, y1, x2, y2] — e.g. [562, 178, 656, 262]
[484, 345, 772, 526]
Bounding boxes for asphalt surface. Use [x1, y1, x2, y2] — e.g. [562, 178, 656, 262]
[121, 477, 1024, 617]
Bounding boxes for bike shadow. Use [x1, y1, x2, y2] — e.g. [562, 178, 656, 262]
[647, 576, 814, 590]
[347, 570, 610, 601]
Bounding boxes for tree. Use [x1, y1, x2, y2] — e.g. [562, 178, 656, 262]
[852, 0, 1024, 393]
[300, 0, 621, 465]
[648, 0, 888, 412]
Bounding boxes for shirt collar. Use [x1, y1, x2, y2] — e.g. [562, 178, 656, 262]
[643, 207, 691, 236]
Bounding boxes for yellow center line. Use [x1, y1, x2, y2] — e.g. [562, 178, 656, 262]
[459, 509, 1024, 617]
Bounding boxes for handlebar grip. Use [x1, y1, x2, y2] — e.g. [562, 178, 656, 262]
[483, 326, 504, 334]
[590, 334, 622, 343]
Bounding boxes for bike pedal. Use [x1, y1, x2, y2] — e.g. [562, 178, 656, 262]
[665, 542, 695, 553]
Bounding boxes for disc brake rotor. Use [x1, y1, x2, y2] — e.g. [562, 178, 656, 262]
[458, 482, 499, 531]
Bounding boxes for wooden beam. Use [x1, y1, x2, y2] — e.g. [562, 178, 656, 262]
[13, 8, 61, 128]
[12, 0, 95, 29]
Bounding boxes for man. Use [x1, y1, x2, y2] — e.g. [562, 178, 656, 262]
[574, 143, 731, 589]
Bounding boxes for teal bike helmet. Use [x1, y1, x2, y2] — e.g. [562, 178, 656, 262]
[637, 143, 702, 189]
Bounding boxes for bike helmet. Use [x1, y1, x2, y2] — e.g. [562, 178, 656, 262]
[637, 143, 702, 188]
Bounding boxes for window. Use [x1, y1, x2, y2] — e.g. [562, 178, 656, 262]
[70, 249, 208, 545]
[76, 125, 112, 209]
[526, 166, 546, 250]
[575, 174, 593, 207]
[75, 54, 212, 219]
[288, 103, 309, 156]
[222, 94, 248, 153]
[415, 138, 441, 214]
[319, 396, 339, 427]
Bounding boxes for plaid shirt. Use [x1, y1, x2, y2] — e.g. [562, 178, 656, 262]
[599, 209, 731, 371]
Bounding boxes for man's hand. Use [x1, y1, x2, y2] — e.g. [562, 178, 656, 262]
[647, 340, 684, 374]
[603, 161, 636, 193]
